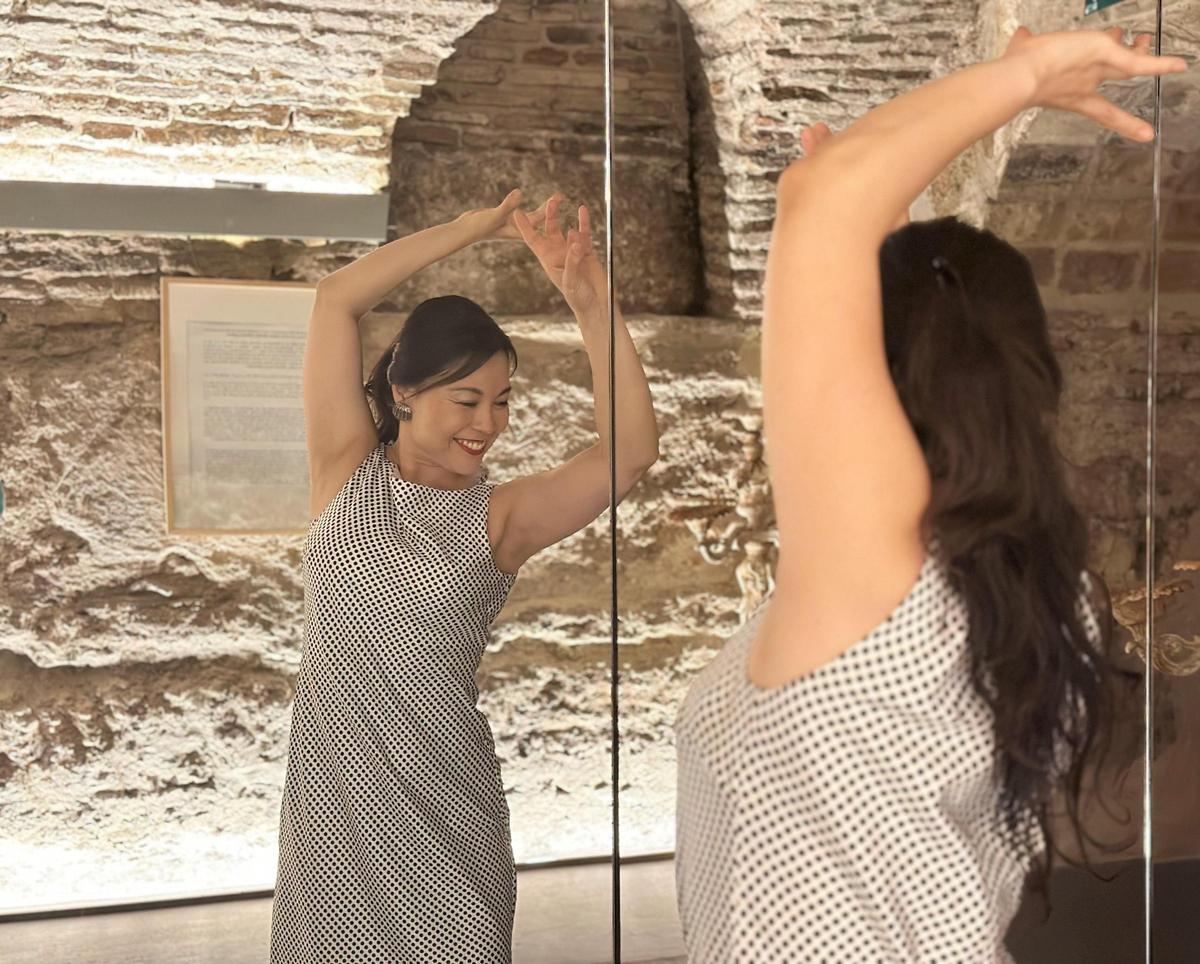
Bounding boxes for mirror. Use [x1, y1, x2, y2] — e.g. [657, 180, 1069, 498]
[368, 3, 623, 960]
[610, 2, 1171, 961]
[0, 1, 627, 962]
[1148, 0, 1200, 960]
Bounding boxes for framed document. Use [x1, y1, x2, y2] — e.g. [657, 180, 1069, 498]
[161, 277, 317, 534]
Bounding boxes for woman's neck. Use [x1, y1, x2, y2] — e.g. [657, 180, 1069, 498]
[385, 438, 478, 489]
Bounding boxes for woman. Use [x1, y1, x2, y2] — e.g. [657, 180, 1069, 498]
[270, 190, 659, 962]
[674, 25, 1186, 962]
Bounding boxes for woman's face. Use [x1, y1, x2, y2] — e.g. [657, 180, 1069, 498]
[393, 351, 511, 472]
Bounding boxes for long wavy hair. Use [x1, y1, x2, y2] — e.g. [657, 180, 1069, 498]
[879, 216, 1127, 902]
[363, 295, 518, 445]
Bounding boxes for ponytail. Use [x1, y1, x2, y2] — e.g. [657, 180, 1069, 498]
[880, 217, 1128, 901]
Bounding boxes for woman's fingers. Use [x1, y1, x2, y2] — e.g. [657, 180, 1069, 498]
[516, 205, 574, 288]
[1113, 28, 1153, 54]
[513, 208, 551, 257]
[527, 193, 558, 229]
[567, 227, 588, 268]
[545, 195, 565, 243]
[1127, 46, 1189, 77]
[514, 192, 562, 244]
[1079, 92, 1154, 141]
[1099, 32, 1186, 140]
[1062, 73, 1145, 140]
[1104, 26, 1187, 76]
[511, 207, 533, 242]
[562, 240, 580, 290]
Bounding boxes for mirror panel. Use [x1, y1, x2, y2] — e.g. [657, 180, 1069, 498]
[0, 1, 618, 961]
[612, 2, 1162, 960]
[1150, 1, 1200, 959]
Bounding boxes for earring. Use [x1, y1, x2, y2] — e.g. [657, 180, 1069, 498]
[392, 400, 412, 421]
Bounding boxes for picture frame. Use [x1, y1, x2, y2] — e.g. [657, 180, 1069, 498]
[160, 277, 316, 534]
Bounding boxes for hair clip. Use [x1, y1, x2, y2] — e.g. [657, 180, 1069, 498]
[932, 255, 956, 290]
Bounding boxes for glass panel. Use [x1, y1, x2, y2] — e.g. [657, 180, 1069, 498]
[1150, 1, 1200, 961]
[609, 0, 745, 959]
[0, 1, 618, 961]
[611, 4, 1162, 961]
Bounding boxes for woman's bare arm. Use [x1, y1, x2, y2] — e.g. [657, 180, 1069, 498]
[777, 56, 1037, 249]
[317, 210, 517, 322]
[751, 27, 1184, 683]
[490, 201, 659, 571]
[778, 28, 1180, 248]
[304, 218, 486, 500]
[578, 298, 659, 485]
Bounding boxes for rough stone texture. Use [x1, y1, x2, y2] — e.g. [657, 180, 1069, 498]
[0, 0, 499, 193]
[388, 0, 709, 316]
[0, 0, 1197, 912]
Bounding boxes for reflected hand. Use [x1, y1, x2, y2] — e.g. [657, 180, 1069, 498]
[1004, 25, 1188, 142]
[514, 195, 608, 321]
[457, 189, 555, 243]
[799, 122, 910, 233]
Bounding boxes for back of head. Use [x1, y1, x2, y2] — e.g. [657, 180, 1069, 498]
[879, 216, 1121, 899]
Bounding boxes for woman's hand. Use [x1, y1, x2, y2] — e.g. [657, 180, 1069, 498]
[799, 123, 910, 233]
[514, 195, 609, 321]
[456, 189, 554, 243]
[1004, 25, 1187, 142]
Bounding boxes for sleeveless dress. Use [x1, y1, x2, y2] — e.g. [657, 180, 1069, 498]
[673, 541, 1102, 963]
[270, 443, 518, 964]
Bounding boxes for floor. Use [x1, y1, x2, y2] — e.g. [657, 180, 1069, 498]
[5, 856, 1199, 963]
[0, 857, 685, 964]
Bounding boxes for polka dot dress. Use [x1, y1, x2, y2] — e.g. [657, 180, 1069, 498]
[270, 443, 518, 963]
[673, 540, 1102, 963]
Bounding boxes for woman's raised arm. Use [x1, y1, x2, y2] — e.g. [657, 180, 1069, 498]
[776, 27, 1184, 248]
[488, 198, 660, 572]
[317, 190, 528, 319]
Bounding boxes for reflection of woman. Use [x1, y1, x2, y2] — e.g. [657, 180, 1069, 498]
[270, 190, 658, 962]
[674, 27, 1186, 962]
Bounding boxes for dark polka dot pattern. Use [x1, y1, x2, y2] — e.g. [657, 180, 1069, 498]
[270, 443, 518, 963]
[673, 540, 1103, 963]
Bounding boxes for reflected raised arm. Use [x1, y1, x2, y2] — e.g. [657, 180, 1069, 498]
[488, 197, 660, 573]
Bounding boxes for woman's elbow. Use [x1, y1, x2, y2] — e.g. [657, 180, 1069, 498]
[614, 451, 657, 501]
[636, 446, 659, 476]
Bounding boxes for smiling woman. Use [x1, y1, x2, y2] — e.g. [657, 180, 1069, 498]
[362, 293, 518, 491]
[271, 186, 660, 963]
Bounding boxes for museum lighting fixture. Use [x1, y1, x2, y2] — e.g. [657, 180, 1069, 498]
[0, 179, 389, 242]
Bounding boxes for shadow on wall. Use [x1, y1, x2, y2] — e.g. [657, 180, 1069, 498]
[387, 0, 731, 320]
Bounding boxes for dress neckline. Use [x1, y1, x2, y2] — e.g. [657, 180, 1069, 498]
[379, 443, 489, 491]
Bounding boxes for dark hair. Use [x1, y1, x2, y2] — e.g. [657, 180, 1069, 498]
[879, 216, 1125, 901]
[364, 295, 518, 444]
